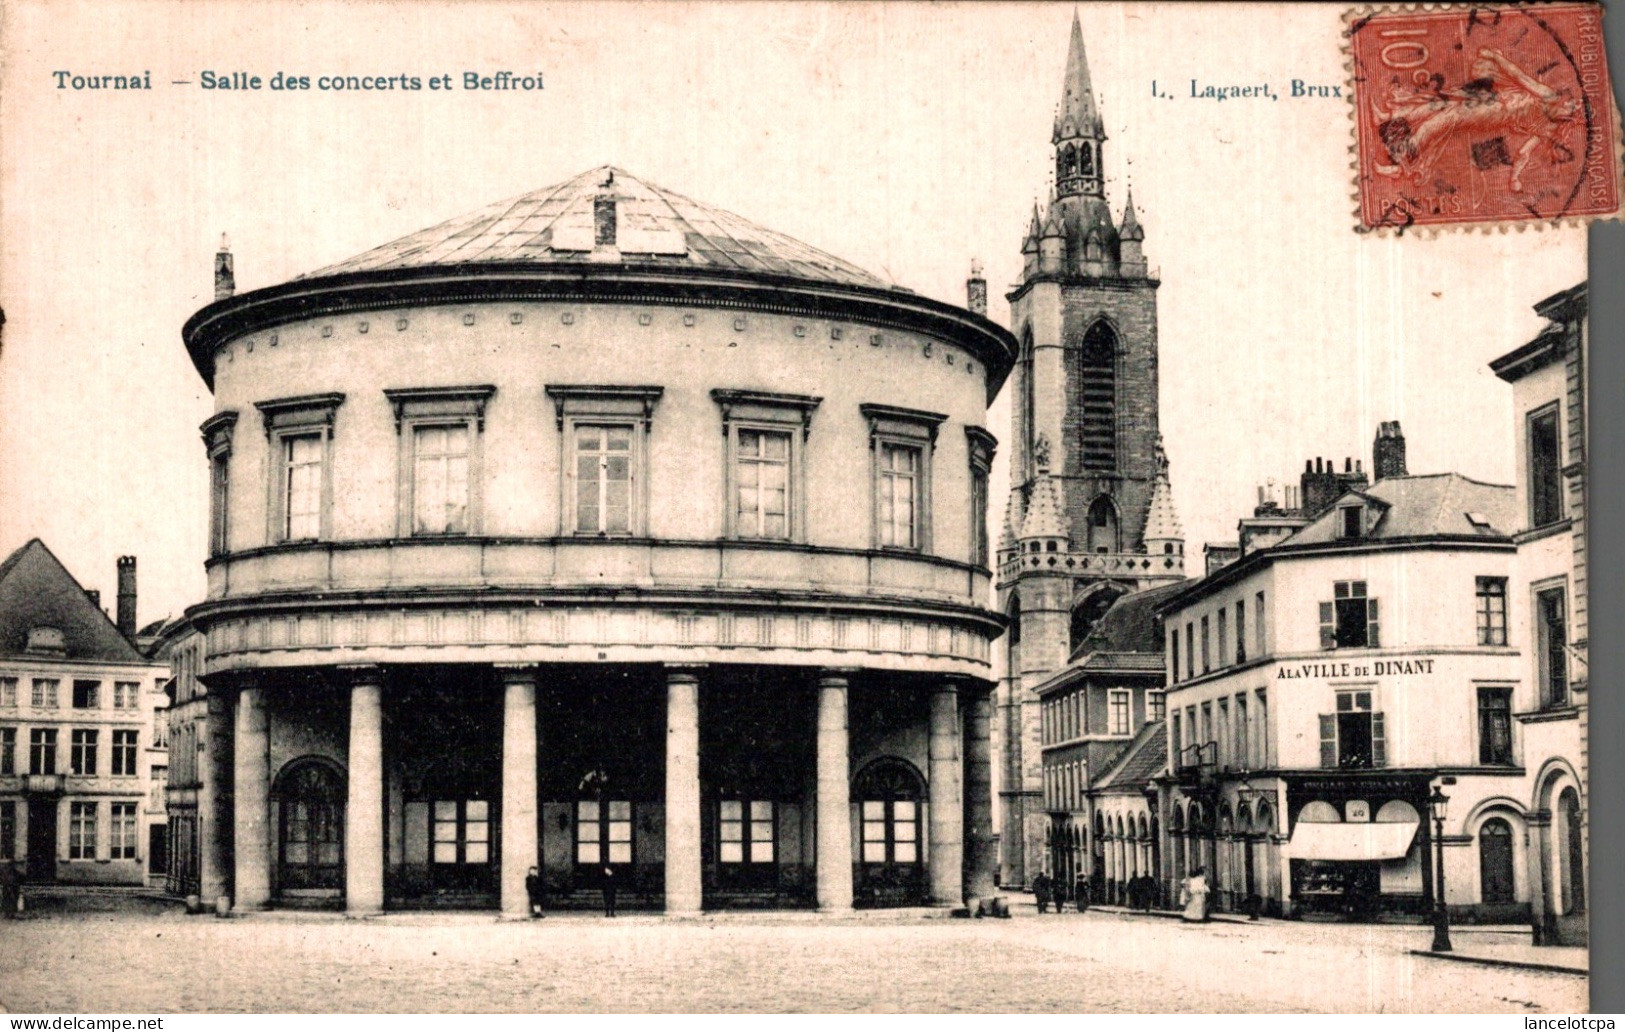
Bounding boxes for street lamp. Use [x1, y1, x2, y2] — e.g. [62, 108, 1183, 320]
[1428, 785, 1453, 953]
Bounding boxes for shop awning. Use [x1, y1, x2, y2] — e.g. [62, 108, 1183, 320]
[1284, 820, 1418, 861]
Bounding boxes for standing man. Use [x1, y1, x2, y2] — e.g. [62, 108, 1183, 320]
[525, 865, 544, 919]
[601, 864, 618, 917]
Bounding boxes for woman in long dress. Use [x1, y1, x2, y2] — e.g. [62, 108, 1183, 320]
[1181, 866, 1210, 922]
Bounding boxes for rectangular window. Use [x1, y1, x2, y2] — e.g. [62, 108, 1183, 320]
[1322, 689, 1384, 769]
[719, 799, 775, 864]
[970, 465, 990, 567]
[1217, 698, 1230, 767]
[110, 802, 137, 860]
[1478, 688, 1513, 765]
[31, 678, 59, 709]
[71, 729, 98, 776]
[1340, 505, 1364, 539]
[1256, 689, 1268, 768]
[1320, 581, 1379, 649]
[282, 433, 325, 541]
[575, 800, 631, 865]
[1148, 689, 1166, 724]
[0, 677, 16, 708]
[1200, 702, 1212, 749]
[1254, 591, 1266, 657]
[0, 802, 13, 860]
[70, 801, 97, 860]
[30, 729, 57, 774]
[1108, 689, 1131, 735]
[112, 729, 138, 776]
[736, 429, 791, 540]
[1537, 586, 1569, 708]
[0, 728, 13, 775]
[1217, 609, 1229, 668]
[1236, 695, 1250, 770]
[574, 424, 634, 535]
[861, 799, 918, 864]
[1476, 578, 1508, 646]
[1201, 616, 1211, 673]
[210, 451, 231, 555]
[1235, 601, 1247, 664]
[1170, 630, 1180, 684]
[113, 682, 140, 710]
[72, 680, 100, 709]
[1185, 623, 1195, 680]
[878, 442, 921, 549]
[1170, 713, 1183, 764]
[1529, 405, 1563, 527]
[412, 424, 471, 535]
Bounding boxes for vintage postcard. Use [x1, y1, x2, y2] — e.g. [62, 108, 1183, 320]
[0, 0, 1605, 1016]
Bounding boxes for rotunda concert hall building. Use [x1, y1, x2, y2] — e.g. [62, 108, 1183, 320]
[182, 167, 1015, 914]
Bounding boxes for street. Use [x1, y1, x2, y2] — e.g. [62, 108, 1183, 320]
[0, 902, 1588, 1013]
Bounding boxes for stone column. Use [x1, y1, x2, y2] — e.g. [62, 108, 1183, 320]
[344, 666, 385, 914]
[962, 688, 996, 903]
[499, 664, 539, 919]
[928, 684, 964, 905]
[664, 666, 703, 914]
[232, 685, 270, 911]
[815, 671, 854, 911]
[199, 690, 233, 907]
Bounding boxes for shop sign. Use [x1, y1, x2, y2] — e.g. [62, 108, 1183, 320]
[1277, 656, 1437, 679]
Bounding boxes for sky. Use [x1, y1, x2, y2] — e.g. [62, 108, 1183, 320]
[0, 1, 1587, 628]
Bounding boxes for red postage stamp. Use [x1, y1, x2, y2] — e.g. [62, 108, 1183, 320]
[1350, 3, 1619, 230]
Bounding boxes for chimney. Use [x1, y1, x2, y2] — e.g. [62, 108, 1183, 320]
[214, 234, 234, 300]
[966, 259, 987, 316]
[1373, 420, 1407, 480]
[116, 556, 137, 639]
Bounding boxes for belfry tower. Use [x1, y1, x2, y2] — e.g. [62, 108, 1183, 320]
[996, 12, 1184, 889]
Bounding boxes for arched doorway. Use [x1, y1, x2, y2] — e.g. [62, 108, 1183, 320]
[273, 757, 345, 899]
[1479, 817, 1515, 904]
[853, 758, 926, 907]
[1557, 788, 1585, 915]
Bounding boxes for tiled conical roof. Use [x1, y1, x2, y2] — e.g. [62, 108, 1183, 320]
[1021, 472, 1069, 541]
[304, 166, 889, 290]
[1144, 439, 1184, 541]
[1053, 11, 1105, 142]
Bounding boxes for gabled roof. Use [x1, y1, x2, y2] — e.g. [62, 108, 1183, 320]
[1094, 719, 1167, 793]
[1284, 473, 1517, 545]
[0, 539, 145, 664]
[304, 166, 890, 290]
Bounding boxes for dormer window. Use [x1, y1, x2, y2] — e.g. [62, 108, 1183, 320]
[1339, 505, 1364, 539]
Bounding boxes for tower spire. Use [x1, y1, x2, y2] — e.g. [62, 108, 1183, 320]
[1052, 10, 1107, 203]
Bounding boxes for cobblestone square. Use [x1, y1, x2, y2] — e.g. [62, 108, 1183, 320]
[0, 905, 1588, 1013]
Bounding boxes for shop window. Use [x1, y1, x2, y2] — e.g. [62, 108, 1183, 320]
[31, 678, 59, 709]
[576, 799, 631, 865]
[547, 385, 662, 537]
[1479, 818, 1515, 904]
[1476, 577, 1508, 646]
[720, 800, 775, 864]
[1477, 688, 1513, 765]
[70, 729, 98, 776]
[1320, 581, 1379, 649]
[1319, 689, 1384, 768]
[1528, 404, 1563, 527]
[862, 404, 944, 553]
[111, 729, 138, 776]
[69, 801, 97, 860]
[0, 728, 12, 775]
[29, 728, 56, 775]
[1108, 690, 1131, 736]
[1536, 586, 1569, 708]
[110, 802, 138, 860]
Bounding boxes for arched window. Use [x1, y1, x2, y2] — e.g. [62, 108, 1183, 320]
[854, 758, 925, 876]
[1078, 322, 1117, 470]
[1558, 788, 1585, 914]
[1059, 144, 1077, 182]
[1087, 495, 1120, 554]
[1020, 328, 1037, 478]
[1478, 817, 1515, 904]
[1079, 142, 1095, 178]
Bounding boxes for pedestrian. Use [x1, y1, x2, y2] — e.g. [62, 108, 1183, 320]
[0, 860, 16, 919]
[1074, 873, 1089, 912]
[1181, 866, 1210, 923]
[601, 863, 618, 917]
[1033, 871, 1052, 914]
[525, 865, 544, 919]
